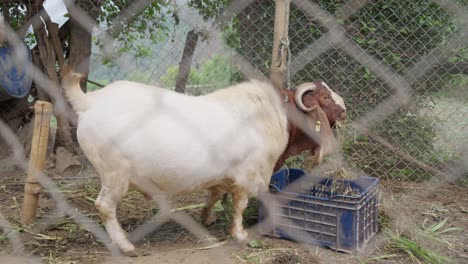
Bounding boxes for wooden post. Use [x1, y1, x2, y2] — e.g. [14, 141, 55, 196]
[21, 101, 52, 224]
[175, 30, 199, 94]
[270, 0, 291, 89]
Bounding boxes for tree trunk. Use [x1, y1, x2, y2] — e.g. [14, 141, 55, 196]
[175, 30, 199, 94]
[65, 0, 102, 90]
[67, 7, 94, 91]
[32, 13, 75, 153]
[1, 1, 101, 156]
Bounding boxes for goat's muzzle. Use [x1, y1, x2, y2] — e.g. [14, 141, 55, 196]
[338, 110, 346, 120]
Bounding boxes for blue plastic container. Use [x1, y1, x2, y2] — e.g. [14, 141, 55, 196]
[258, 168, 380, 253]
[0, 45, 32, 101]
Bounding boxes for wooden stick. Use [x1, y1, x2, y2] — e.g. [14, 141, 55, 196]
[21, 101, 53, 224]
[270, 0, 291, 89]
[367, 133, 451, 180]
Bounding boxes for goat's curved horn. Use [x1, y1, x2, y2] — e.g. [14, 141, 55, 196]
[295, 83, 317, 112]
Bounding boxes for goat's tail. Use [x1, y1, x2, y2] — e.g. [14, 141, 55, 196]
[61, 68, 89, 113]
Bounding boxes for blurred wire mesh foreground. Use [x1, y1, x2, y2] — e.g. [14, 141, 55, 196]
[0, 0, 467, 263]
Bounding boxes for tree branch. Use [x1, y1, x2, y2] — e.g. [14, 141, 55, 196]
[40, 11, 65, 75]
[439, 61, 468, 75]
[367, 133, 451, 179]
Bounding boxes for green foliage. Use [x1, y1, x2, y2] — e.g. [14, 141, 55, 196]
[126, 71, 153, 84]
[95, 0, 172, 61]
[211, 195, 257, 228]
[220, 0, 464, 181]
[0, 3, 27, 30]
[232, 1, 275, 75]
[444, 73, 468, 99]
[0, 3, 36, 46]
[385, 228, 454, 264]
[161, 65, 204, 89]
[88, 71, 155, 90]
[345, 137, 432, 182]
[377, 110, 437, 163]
[416, 218, 462, 247]
[248, 239, 267, 249]
[347, 0, 458, 71]
[188, 0, 230, 21]
[160, 54, 241, 95]
[457, 173, 468, 187]
[221, 18, 241, 50]
[342, 106, 455, 181]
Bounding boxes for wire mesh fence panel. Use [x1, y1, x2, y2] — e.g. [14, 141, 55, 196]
[283, 0, 467, 182]
[0, 0, 467, 263]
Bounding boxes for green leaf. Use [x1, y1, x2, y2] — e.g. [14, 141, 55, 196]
[248, 239, 266, 249]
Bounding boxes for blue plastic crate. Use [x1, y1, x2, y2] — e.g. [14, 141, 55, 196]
[258, 168, 380, 253]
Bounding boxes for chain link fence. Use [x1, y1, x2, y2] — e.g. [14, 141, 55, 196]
[83, 0, 468, 182]
[0, 0, 467, 263]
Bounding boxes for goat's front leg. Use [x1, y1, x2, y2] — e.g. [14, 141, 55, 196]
[230, 190, 249, 242]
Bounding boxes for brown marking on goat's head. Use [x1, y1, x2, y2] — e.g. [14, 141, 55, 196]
[295, 82, 346, 128]
[274, 87, 338, 171]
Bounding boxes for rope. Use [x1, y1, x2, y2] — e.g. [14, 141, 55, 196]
[286, 38, 291, 89]
[284, 1, 291, 89]
[276, 0, 291, 89]
[87, 79, 105, 88]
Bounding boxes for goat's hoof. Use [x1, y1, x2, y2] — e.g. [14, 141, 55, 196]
[202, 214, 217, 226]
[232, 229, 248, 244]
[201, 207, 218, 226]
[122, 247, 138, 257]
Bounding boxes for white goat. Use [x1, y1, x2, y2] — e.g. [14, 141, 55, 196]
[63, 73, 293, 256]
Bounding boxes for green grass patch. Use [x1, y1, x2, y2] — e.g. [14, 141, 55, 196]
[416, 218, 462, 248]
[385, 229, 452, 264]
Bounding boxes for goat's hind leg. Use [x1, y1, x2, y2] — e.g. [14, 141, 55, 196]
[95, 179, 136, 257]
[82, 140, 136, 256]
[201, 187, 224, 226]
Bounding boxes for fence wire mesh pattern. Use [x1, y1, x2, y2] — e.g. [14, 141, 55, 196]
[0, 0, 467, 263]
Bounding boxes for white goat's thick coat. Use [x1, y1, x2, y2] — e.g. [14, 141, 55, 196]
[63, 73, 296, 256]
[63, 73, 345, 256]
[68, 78, 289, 196]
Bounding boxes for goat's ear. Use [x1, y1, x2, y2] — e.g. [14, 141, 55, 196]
[301, 92, 319, 112]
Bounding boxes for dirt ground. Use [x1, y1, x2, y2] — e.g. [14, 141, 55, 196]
[1, 162, 467, 264]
